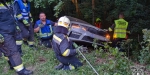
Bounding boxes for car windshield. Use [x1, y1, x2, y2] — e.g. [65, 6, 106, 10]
[72, 23, 80, 28]
[71, 23, 87, 31]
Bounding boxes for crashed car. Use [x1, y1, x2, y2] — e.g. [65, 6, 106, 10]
[66, 16, 110, 46]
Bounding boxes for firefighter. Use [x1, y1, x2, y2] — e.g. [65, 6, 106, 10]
[34, 12, 55, 48]
[108, 12, 130, 50]
[95, 18, 101, 28]
[0, 0, 33, 75]
[14, 0, 34, 54]
[52, 16, 83, 70]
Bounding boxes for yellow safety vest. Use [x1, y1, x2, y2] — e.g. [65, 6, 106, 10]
[114, 19, 128, 38]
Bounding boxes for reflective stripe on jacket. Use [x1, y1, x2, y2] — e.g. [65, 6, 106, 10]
[114, 19, 128, 38]
[36, 20, 53, 38]
[0, 3, 10, 9]
[52, 26, 76, 57]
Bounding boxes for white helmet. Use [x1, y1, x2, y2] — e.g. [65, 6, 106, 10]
[58, 16, 70, 28]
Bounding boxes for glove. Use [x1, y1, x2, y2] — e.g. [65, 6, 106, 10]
[103, 29, 108, 32]
[76, 46, 82, 53]
[108, 27, 112, 32]
[30, 18, 34, 23]
[38, 23, 45, 28]
[76, 46, 88, 53]
[73, 43, 78, 48]
[77, 46, 82, 51]
[0, 34, 4, 43]
[127, 31, 131, 34]
[23, 20, 30, 26]
[74, 43, 82, 51]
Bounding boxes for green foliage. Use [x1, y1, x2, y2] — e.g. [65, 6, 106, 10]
[27, 0, 150, 33]
[92, 39, 98, 50]
[92, 29, 150, 74]
[54, 1, 64, 17]
[27, 0, 150, 34]
[138, 29, 150, 64]
[0, 38, 132, 75]
[29, 0, 63, 17]
[29, 0, 56, 8]
[77, 0, 150, 33]
[92, 41, 132, 75]
[79, 0, 92, 22]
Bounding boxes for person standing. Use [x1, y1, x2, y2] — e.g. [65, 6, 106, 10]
[14, 0, 34, 54]
[0, 0, 33, 75]
[95, 18, 102, 28]
[108, 12, 130, 50]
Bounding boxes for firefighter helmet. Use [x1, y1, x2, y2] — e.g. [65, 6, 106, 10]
[58, 16, 70, 28]
[96, 18, 101, 22]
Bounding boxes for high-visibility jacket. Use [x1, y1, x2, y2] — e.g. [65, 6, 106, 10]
[36, 20, 53, 38]
[95, 22, 101, 28]
[15, 0, 30, 20]
[113, 19, 128, 38]
[52, 26, 76, 57]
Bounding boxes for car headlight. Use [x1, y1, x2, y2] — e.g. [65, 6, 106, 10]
[105, 34, 110, 40]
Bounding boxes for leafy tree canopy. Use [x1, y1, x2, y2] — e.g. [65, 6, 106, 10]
[29, 0, 150, 34]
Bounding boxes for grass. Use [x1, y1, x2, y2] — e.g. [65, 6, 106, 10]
[0, 40, 149, 75]
[0, 43, 102, 75]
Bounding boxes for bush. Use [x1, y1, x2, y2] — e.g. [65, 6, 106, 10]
[138, 29, 150, 64]
[92, 40, 132, 75]
[91, 29, 150, 75]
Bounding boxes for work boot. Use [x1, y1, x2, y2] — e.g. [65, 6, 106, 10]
[55, 63, 64, 70]
[62, 65, 75, 70]
[17, 68, 33, 75]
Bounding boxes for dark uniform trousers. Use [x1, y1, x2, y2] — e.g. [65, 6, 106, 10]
[40, 39, 51, 48]
[52, 39, 83, 68]
[16, 22, 34, 45]
[0, 34, 22, 67]
[40, 36, 53, 48]
[112, 38, 126, 47]
[58, 39, 82, 68]
[56, 55, 83, 68]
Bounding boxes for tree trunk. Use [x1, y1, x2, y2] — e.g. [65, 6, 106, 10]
[72, 0, 80, 17]
[92, 0, 95, 25]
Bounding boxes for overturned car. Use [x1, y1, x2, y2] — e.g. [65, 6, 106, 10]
[66, 16, 110, 46]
